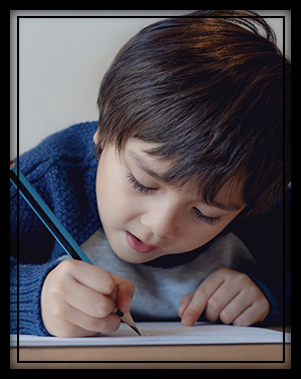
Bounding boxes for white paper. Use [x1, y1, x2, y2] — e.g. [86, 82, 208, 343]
[10, 322, 291, 347]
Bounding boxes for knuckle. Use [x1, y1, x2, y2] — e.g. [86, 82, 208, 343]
[205, 296, 220, 322]
[180, 291, 194, 307]
[248, 285, 259, 298]
[195, 284, 209, 301]
[48, 274, 71, 299]
[219, 309, 232, 324]
[103, 277, 116, 295]
[50, 303, 65, 321]
[127, 280, 136, 297]
[94, 302, 105, 318]
[99, 269, 116, 294]
[58, 258, 77, 273]
[96, 298, 113, 318]
[188, 307, 200, 317]
[216, 267, 229, 275]
[205, 308, 218, 322]
[181, 292, 191, 302]
[236, 272, 249, 285]
[98, 316, 120, 334]
[50, 279, 65, 294]
[207, 295, 219, 311]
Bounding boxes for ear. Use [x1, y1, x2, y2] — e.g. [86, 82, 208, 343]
[93, 130, 100, 145]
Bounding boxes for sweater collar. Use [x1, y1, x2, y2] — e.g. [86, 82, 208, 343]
[142, 238, 216, 268]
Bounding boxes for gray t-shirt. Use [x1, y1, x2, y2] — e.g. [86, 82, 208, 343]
[59, 228, 256, 321]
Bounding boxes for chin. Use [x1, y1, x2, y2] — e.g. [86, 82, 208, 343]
[113, 248, 158, 264]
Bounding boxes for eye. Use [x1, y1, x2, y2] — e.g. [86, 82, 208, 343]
[127, 173, 155, 195]
[193, 208, 221, 226]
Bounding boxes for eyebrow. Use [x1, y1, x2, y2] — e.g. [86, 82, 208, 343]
[207, 200, 243, 212]
[129, 151, 244, 212]
[129, 151, 168, 183]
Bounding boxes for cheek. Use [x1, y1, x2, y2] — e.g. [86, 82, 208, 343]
[175, 214, 238, 253]
[96, 165, 139, 227]
[177, 226, 220, 252]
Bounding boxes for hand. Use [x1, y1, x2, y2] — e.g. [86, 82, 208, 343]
[178, 267, 269, 327]
[41, 259, 135, 337]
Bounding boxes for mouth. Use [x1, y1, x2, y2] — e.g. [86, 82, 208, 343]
[126, 231, 158, 254]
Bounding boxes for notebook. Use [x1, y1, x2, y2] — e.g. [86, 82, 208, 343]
[10, 321, 291, 347]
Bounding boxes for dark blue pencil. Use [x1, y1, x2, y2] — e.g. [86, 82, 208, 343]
[10, 160, 141, 336]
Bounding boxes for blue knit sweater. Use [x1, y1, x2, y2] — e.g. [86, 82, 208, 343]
[10, 121, 291, 336]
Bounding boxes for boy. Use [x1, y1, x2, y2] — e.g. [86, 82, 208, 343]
[10, 10, 291, 337]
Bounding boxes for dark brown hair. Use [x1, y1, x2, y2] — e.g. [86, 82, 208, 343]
[96, 10, 291, 216]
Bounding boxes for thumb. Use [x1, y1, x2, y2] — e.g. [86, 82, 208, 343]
[112, 274, 135, 313]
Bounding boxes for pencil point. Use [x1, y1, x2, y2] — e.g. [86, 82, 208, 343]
[120, 312, 141, 336]
[131, 326, 142, 336]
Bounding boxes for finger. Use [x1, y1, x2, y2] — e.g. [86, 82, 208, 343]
[217, 291, 252, 325]
[181, 272, 226, 326]
[50, 319, 100, 338]
[232, 297, 270, 326]
[63, 259, 116, 295]
[66, 305, 121, 335]
[44, 299, 112, 338]
[205, 281, 241, 322]
[178, 291, 195, 318]
[231, 304, 256, 327]
[181, 289, 207, 327]
[64, 277, 117, 318]
[112, 274, 135, 313]
[68, 310, 121, 334]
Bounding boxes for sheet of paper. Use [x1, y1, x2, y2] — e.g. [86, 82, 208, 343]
[10, 321, 291, 347]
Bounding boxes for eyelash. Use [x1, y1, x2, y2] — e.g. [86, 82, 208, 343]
[127, 173, 221, 226]
[193, 208, 221, 226]
[127, 173, 155, 195]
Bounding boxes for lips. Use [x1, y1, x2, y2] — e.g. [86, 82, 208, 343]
[126, 231, 158, 254]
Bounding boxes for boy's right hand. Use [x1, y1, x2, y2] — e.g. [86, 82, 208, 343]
[41, 259, 135, 337]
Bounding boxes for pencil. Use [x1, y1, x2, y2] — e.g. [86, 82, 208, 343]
[10, 160, 141, 336]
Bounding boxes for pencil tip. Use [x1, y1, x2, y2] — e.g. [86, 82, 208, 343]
[120, 312, 141, 336]
[131, 326, 142, 336]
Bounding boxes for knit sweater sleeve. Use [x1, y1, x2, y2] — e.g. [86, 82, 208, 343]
[10, 121, 100, 336]
[10, 255, 64, 336]
[10, 171, 66, 335]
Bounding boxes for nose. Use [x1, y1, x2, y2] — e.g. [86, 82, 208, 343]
[140, 204, 179, 240]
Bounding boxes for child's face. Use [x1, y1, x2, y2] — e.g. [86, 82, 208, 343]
[95, 135, 246, 264]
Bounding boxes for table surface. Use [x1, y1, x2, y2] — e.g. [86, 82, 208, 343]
[10, 326, 291, 369]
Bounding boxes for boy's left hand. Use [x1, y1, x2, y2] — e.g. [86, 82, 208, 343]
[178, 267, 270, 327]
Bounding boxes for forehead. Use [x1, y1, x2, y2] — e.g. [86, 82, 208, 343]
[123, 139, 246, 212]
[125, 139, 174, 176]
